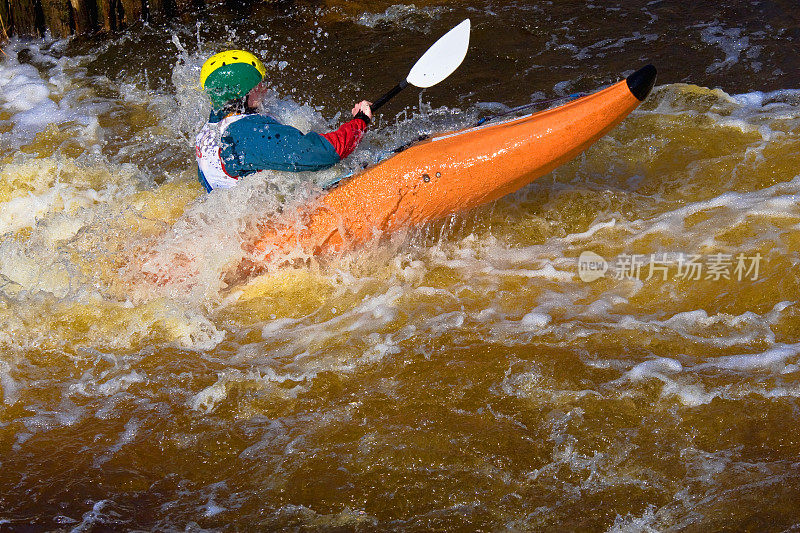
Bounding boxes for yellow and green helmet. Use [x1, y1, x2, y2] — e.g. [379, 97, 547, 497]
[200, 50, 266, 109]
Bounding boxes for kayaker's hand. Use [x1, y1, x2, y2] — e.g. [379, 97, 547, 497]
[247, 82, 270, 109]
[352, 100, 373, 120]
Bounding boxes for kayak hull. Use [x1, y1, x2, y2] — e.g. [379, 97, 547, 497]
[249, 66, 656, 260]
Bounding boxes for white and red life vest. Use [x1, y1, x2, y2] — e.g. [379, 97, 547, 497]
[194, 114, 246, 191]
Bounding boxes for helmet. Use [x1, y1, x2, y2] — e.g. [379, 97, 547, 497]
[200, 50, 266, 109]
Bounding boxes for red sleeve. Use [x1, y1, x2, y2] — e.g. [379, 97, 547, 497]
[321, 117, 368, 159]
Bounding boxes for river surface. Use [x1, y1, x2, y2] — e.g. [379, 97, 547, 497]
[1, 0, 800, 530]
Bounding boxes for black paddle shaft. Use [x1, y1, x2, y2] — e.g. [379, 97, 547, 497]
[371, 79, 409, 113]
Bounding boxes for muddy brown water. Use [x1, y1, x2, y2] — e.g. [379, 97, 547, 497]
[1, 0, 800, 530]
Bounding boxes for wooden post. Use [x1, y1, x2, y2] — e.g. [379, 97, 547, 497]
[119, 0, 142, 26]
[41, 0, 72, 38]
[11, 0, 41, 36]
[69, 0, 94, 34]
[0, 0, 10, 41]
[95, 0, 113, 31]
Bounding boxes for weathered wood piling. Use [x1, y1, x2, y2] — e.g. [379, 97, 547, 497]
[0, 0, 224, 40]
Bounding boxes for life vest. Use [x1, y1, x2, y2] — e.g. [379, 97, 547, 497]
[195, 114, 246, 191]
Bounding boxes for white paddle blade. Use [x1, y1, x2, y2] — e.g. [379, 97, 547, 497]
[406, 18, 471, 88]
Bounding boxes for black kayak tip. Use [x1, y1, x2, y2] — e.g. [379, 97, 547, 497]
[626, 64, 657, 101]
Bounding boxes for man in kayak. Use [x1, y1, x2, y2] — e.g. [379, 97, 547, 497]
[196, 49, 372, 192]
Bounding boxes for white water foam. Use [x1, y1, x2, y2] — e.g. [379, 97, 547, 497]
[354, 4, 449, 30]
[700, 24, 764, 73]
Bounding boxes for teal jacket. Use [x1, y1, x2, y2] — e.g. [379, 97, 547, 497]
[196, 109, 368, 192]
[219, 112, 340, 174]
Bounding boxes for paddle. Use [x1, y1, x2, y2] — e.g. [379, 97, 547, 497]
[370, 18, 471, 113]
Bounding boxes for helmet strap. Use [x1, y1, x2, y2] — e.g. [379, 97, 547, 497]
[219, 96, 258, 117]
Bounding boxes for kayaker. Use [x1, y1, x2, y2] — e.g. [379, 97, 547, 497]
[196, 49, 372, 192]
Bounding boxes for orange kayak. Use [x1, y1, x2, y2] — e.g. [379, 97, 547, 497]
[248, 65, 656, 260]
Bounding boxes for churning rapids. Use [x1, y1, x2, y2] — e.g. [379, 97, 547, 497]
[1, 0, 800, 530]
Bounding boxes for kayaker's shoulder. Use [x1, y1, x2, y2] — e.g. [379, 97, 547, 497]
[226, 113, 283, 131]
